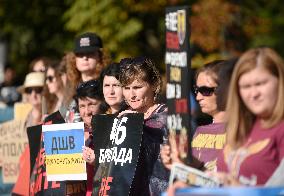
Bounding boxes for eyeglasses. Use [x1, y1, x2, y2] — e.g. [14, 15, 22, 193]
[194, 86, 217, 96]
[46, 75, 55, 83]
[76, 80, 99, 93]
[25, 87, 43, 94]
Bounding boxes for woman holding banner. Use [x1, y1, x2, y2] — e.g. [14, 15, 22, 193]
[75, 80, 104, 196]
[163, 59, 237, 195]
[119, 57, 169, 196]
[161, 60, 229, 173]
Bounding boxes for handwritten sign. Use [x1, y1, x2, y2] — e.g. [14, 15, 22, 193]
[0, 119, 28, 183]
[43, 122, 86, 181]
[92, 114, 143, 196]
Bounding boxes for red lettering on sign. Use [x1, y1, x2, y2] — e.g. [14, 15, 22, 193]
[35, 172, 43, 193]
[175, 99, 188, 113]
[30, 144, 62, 195]
[99, 177, 113, 196]
[166, 32, 179, 50]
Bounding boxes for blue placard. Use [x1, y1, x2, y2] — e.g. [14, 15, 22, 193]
[44, 129, 84, 155]
[163, 187, 284, 196]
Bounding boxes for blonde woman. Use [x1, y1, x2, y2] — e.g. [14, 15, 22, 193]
[216, 47, 284, 186]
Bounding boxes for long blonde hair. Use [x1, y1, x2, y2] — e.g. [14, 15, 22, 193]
[226, 47, 284, 149]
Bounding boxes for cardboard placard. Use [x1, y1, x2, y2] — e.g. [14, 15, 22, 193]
[92, 114, 143, 196]
[0, 119, 27, 183]
[43, 122, 86, 181]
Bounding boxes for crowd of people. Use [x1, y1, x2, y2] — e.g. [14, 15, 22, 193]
[0, 31, 284, 196]
[162, 47, 284, 195]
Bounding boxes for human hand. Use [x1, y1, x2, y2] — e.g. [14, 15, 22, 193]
[160, 144, 172, 170]
[82, 146, 95, 165]
[167, 180, 188, 196]
[42, 114, 49, 122]
[169, 134, 183, 164]
[206, 171, 241, 186]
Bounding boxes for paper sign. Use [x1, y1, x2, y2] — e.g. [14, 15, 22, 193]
[0, 119, 28, 183]
[169, 163, 221, 187]
[43, 122, 86, 181]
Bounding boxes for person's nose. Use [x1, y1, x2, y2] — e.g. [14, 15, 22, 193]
[130, 89, 136, 99]
[250, 87, 260, 99]
[110, 86, 115, 95]
[30, 90, 38, 97]
[81, 107, 90, 117]
[195, 92, 203, 102]
[86, 106, 94, 115]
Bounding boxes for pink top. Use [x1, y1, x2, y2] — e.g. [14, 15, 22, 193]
[217, 119, 284, 185]
[192, 123, 226, 171]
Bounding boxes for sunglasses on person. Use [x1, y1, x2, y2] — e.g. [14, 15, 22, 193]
[46, 75, 55, 83]
[24, 87, 43, 94]
[194, 85, 217, 96]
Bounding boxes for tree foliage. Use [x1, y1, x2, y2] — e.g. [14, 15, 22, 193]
[63, 0, 170, 64]
[1, 0, 284, 76]
[0, 0, 74, 77]
[191, 0, 238, 52]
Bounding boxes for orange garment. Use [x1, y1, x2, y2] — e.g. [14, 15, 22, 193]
[12, 145, 30, 195]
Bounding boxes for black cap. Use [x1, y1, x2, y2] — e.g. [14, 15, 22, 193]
[74, 32, 103, 54]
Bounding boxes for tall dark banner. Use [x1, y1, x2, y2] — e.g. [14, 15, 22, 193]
[165, 6, 191, 162]
[92, 114, 143, 196]
[27, 111, 86, 195]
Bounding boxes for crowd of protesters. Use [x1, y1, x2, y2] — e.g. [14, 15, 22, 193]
[0, 31, 284, 196]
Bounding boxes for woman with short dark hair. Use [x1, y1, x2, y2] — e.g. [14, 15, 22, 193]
[99, 63, 127, 114]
